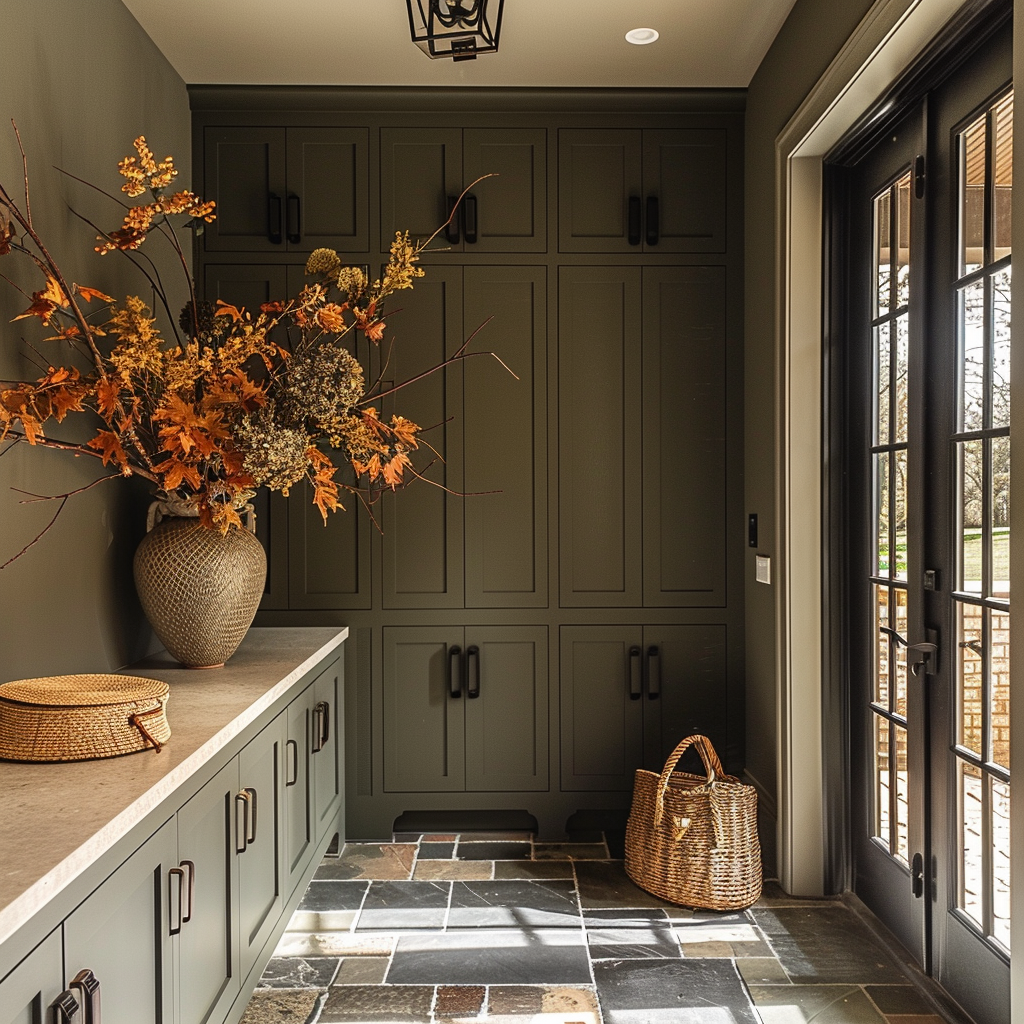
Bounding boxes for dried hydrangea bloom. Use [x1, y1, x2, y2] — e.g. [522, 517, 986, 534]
[306, 247, 341, 277]
[235, 407, 311, 494]
[280, 345, 365, 434]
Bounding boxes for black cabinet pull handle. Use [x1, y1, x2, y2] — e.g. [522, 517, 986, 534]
[168, 866, 185, 935]
[286, 194, 301, 244]
[234, 791, 251, 854]
[181, 859, 195, 924]
[268, 193, 283, 245]
[312, 702, 328, 753]
[647, 645, 661, 700]
[245, 787, 258, 845]
[70, 969, 100, 1024]
[463, 194, 478, 244]
[911, 852, 924, 898]
[448, 644, 463, 698]
[52, 990, 80, 1024]
[286, 738, 299, 786]
[628, 196, 642, 245]
[645, 195, 659, 245]
[466, 645, 480, 698]
[629, 646, 642, 700]
[445, 195, 461, 245]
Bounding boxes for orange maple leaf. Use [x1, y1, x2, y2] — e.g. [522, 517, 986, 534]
[157, 457, 201, 492]
[389, 415, 420, 449]
[215, 300, 244, 322]
[75, 285, 115, 304]
[382, 450, 412, 489]
[87, 430, 130, 472]
[12, 275, 67, 324]
[96, 380, 121, 421]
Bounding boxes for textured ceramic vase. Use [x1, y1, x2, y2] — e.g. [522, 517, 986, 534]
[133, 508, 267, 669]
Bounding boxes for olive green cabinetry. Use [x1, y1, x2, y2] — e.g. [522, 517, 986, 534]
[191, 90, 744, 841]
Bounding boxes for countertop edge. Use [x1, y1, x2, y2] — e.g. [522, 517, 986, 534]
[0, 627, 348, 952]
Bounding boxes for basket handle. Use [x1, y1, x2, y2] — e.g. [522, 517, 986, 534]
[654, 734, 724, 826]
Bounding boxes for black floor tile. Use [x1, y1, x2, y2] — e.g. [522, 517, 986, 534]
[453, 840, 532, 860]
[494, 859, 575, 880]
[257, 956, 340, 989]
[387, 929, 592, 985]
[418, 842, 455, 859]
[593, 958, 759, 1023]
[865, 984, 935, 1014]
[752, 905, 906, 984]
[447, 879, 580, 928]
[574, 860, 681, 910]
[587, 922, 681, 960]
[354, 880, 450, 931]
[297, 881, 369, 911]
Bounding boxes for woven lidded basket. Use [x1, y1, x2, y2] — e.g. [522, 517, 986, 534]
[625, 734, 762, 910]
[0, 675, 171, 763]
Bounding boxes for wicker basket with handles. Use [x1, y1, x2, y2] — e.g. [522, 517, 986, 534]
[624, 733, 762, 910]
[0, 674, 170, 763]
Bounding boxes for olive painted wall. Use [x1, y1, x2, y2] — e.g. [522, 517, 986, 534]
[743, 0, 877, 810]
[0, 0, 191, 681]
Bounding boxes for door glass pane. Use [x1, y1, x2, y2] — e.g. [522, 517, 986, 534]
[894, 723, 910, 865]
[992, 777, 1011, 950]
[960, 758, 985, 927]
[958, 603, 984, 754]
[993, 93, 1013, 261]
[875, 714, 891, 846]
[961, 113, 986, 275]
[992, 435, 1010, 597]
[895, 315, 909, 443]
[993, 267, 1012, 428]
[894, 587, 909, 717]
[991, 608, 1010, 770]
[876, 322, 891, 446]
[959, 279, 986, 432]
[875, 188, 891, 317]
[896, 172, 911, 307]
[874, 584, 890, 706]
[894, 446, 908, 581]
[875, 452, 890, 575]
[960, 439, 985, 593]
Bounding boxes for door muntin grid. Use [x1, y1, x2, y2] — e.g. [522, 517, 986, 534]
[870, 169, 913, 867]
[952, 91, 1012, 955]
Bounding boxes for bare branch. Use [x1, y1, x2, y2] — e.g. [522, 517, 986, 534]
[0, 495, 67, 570]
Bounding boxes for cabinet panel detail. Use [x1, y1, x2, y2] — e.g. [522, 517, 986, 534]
[0, 931, 61, 1024]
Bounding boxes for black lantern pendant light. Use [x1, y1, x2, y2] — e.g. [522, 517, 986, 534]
[406, 0, 504, 61]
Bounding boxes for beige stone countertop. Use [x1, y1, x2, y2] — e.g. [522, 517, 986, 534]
[0, 625, 347, 950]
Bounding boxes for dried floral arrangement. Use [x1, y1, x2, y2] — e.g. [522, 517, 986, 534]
[0, 131, 505, 565]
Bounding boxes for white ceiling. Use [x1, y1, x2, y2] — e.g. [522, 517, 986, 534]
[121, 0, 799, 89]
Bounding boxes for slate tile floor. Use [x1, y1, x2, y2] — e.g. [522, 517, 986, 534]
[242, 832, 950, 1024]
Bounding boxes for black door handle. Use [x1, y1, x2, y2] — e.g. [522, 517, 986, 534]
[445, 195, 461, 245]
[286, 194, 301, 244]
[628, 196, 642, 245]
[629, 646, 642, 700]
[268, 192, 283, 245]
[645, 195, 660, 245]
[181, 859, 195, 924]
[463, 194, 478, 244]
[235, 790, 251, 854]
[880, 626, 938, 676]
[52, 990, 80, 1024]
[244, 786, 258, 845]
[449, 644, 463, 698]
[168, 865, 185, 935]
[911, 852, 924, 898]
[466, 645, 480, 698]
[70, 969, 100, 1024]
[286, 738, 299, 786]
[647, 645, 661, 699]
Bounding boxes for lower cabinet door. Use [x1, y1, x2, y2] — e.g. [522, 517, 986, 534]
[237, 716, 284, 981]
[0, 930, 62, 1024]
[312, 660, 343, 844]
[63, 818, 177, 1024]
[284, 685, 315, 897]
[177, 758, 241, 1024]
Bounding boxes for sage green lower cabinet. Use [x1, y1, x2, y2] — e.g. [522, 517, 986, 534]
[63, 818, 177, 1024]
[284, 689, 315, 898]
[312, 661, 344, 843]
[0, 930, 61, 1024]
[560, 624, 728, 791]
[383, 626, 548, 793]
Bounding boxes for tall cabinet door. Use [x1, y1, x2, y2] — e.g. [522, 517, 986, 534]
[284, 687, 315, 898]
[642, 267, 728, 607]
[0, 931, 62, 1024]
[381, 268, 465, 609]
[176, 759, 241, 1024]
[312, 661, 344, 843]
[560, 626, 644, 791]
[559, 267, 643, 607]
[383, 627, 466, 793]
[63, 819, 177, 1024]
[464, 627, 549, 791]
[464, 266, 548, 608]
[237, 719, 284, 981]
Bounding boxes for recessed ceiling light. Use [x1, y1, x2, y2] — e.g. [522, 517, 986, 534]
[625, 27, 659, 45]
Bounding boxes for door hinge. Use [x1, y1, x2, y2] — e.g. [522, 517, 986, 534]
[914, 154, 926, 199]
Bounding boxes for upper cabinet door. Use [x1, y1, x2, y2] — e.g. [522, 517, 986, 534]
[558, 128, 728, 253]
[380, 128, 546, 252]
[203, 126, 368, 252]
[463, 128, 547, 252]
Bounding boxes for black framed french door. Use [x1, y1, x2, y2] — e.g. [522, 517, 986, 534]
[831, 17, 1011, 1024]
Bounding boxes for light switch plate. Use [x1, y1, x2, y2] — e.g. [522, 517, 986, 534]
[755, 555, 771, 585]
